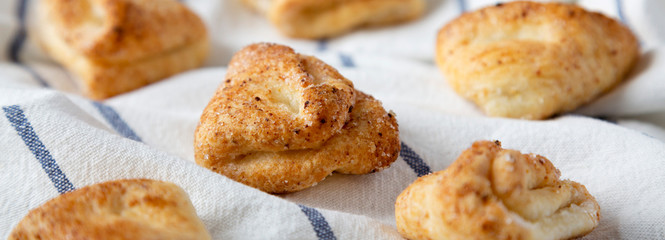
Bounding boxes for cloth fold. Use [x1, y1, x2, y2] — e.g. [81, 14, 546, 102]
[2, 0, 665, 239]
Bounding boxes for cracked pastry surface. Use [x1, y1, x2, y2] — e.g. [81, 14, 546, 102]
[436, 1, 639, 119]
[242, 0, 425, 39]
[36, 0, 209, 99]
[395, 140, 600, 240]
[194, 43, 400, 193]
[9, 179, 211, 240]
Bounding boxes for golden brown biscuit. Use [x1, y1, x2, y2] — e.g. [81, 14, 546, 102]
[395, 141, 600, 240]
[195, 43, 400, 193]
[436, 1, 639, 119]
[9, 179, 211, 240]
[242, 0, 425, 39]
[36, 0, 209, 99]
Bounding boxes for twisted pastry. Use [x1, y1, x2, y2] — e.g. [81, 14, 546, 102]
[436, 1, 639, 119]
[395, 141, 600, 240]
[36, 0, 209, 99]
[9, 179, 210, 239]
[242, 0, 425, 39]
[195, 43, 400, 193]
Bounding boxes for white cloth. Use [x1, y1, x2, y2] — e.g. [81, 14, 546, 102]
[2, 0, 665, 239]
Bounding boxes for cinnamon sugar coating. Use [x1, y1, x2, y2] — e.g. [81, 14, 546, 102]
[195, 43, 400, 193]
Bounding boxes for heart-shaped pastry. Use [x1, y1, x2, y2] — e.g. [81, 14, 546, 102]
[395, 140, 600, 240]
[36, 0, 209, 99]
[242, 0, 425, 39]
[9, 179, 210, 239]
[195, 43, 400, 193]
[436, 1, 639, 119]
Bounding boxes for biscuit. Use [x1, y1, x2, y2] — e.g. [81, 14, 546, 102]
[395, 141, 600, 240]
[194, 43, 400, 193]
[436, 1, 639, 119]
[9, 179, 211, 239]
[242, 0, 425, 39]
[36, 0, 209, 99]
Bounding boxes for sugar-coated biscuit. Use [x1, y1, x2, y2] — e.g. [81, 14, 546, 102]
[36, 0, 209, 99]
[242, 0, 425, 39]
[436, 1, 639, 119]
[9, 179, 211, 240]
[395, 140, 600, 240]
[194, 43, 400, 193]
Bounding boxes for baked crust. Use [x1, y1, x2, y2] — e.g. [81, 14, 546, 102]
[395, 141, 600, 240]
[194, 43, 400, 193]
[242, 0, 425, 39]
[436, 1, 639, 119]
[9, 179, 211, 240]
[36, 0, 209, 99]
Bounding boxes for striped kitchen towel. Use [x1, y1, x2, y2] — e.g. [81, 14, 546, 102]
[2, 0, 665, 239]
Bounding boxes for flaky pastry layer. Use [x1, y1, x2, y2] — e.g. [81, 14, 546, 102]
[395, 141, 600, 240]
[9, 179, 211, 240]
[436, 1, 639, 119]
[195, 43, 400, 193]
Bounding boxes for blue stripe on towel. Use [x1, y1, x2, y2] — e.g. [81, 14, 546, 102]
[458, 0, 467, 13]
[8, 0, 29, 63]
[3, 105, 75, 194]
[594, 115, 618, 124]
[18, 65, 49, 88]
[400, 142, 432, 177]
[298, 205, 337, 240]
[317, 39, 328, 52]
[615, 0, 626, 24]
[339, 53, 355, 68]
[7, 0, 49, 87]
[92, 102, 142, 142]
